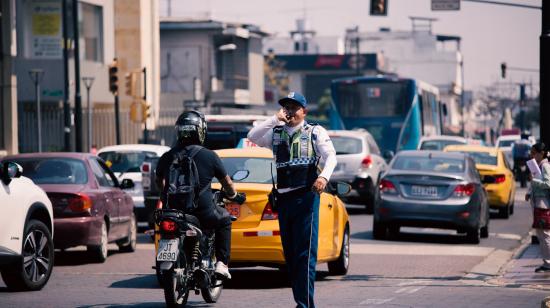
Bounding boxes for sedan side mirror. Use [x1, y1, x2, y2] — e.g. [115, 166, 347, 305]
[120, 178, 135, 190]
[231, 170, 249, 182]
[327, 181, 352, 196]
[1, 161, 23, 185]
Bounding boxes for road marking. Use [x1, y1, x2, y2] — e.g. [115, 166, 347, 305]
[351, 243, 494, 256]
[489, 233, 522, 240]
[359, 298, 395, 305]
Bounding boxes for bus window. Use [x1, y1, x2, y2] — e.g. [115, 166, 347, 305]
[335, 81, 409, 118]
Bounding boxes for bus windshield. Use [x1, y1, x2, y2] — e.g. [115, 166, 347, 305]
[335, 81, 410, 118]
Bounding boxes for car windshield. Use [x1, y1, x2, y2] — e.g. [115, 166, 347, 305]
[10, 158, 88, 184]
[213, 157, 275, 184]
[98, 151, 155, 173]
[331, 136, 363, 155]
[467, 152, 498, 165]
[420, 140, 464, 150]
[498, 140, 516, 148]
[392, 156, 465, 173]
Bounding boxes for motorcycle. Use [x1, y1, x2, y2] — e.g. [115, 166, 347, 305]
[155, 190, 245, 307]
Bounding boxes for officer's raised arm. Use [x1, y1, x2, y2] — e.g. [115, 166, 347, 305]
[247, 113, 284, 148]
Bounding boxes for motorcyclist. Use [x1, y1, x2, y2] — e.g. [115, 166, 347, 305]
[513, 130, 533, 187]
[155, 110, 238, 279]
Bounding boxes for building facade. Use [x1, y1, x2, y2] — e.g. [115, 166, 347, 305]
[159, 19, 267, 110]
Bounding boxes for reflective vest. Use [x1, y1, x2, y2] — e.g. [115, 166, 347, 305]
[272, 123, 319, 189]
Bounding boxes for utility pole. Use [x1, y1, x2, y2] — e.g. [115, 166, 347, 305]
[142, 67, 148, 144]
[29, 69, 45, 152]
[541, 1, 549, 145]
[72, 0, 83, 152]
[109, 59, 121, 145]
[62, 0, 71, 151]
[82, 77, 95, 152]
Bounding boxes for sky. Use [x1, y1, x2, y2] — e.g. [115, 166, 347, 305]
[160, 0, 541, 90]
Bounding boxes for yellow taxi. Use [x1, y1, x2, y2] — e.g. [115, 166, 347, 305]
[212, 147, 351, 275]
[444, 144, 516, 218]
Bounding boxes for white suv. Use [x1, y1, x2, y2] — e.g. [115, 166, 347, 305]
[0, 161, 54, 291]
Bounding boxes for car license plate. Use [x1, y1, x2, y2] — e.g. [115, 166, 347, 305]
[225, 203, 240, 218]
[411, 185, 438, 197]
[156, 239, 179, 261]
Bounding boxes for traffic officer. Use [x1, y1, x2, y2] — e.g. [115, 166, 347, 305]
[247, 92, 337, 308]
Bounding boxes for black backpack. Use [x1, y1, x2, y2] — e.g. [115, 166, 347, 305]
[166, 145, 206, 212]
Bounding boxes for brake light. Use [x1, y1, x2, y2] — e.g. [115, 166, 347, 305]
[379, 179, 397, 194]
[495, 174, 505, 184]
[261, 201, 278, 220]
[160, 220, 177, 233]
[453, 183, 475, 197]
[68, 194, 92, 212]
[361, 155, 373, 168]
[141, 162, 150, 173]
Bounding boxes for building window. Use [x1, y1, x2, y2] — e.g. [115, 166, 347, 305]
[79, 2, 103, 62]
[294, 41, 300, 52]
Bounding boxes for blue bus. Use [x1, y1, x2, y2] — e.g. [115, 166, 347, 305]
[330, 75, 443, 154]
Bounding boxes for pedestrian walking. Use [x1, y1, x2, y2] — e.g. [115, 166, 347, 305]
[525, 142, 550, 272]
[247, 92, 337, 308]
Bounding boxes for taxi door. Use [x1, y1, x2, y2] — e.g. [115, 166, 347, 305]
[317, 192, 337, 259]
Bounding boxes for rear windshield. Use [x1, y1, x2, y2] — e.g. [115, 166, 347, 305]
[331, 136, 363, 155]
[392, 156, 465, 173]
[468, 152, 498, 165]
[10, 158, 88, 184]
[498, 140, 515, 148]
[213, 157, 275, 184]
[98, 151, 155, 173]
[420, 140, 465, 151]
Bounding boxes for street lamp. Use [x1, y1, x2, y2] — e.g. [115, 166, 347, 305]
[29, 69, 45, 152]
[82, 77, 95, 152]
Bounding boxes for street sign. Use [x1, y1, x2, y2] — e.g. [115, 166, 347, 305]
[431, 0, 460, 11]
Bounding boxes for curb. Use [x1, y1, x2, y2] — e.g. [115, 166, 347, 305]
[461, 233, 531, 284]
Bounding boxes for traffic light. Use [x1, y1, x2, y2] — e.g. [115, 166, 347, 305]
[370, 0, 388, 16]
[108, 59, 119, 94]
[142, 102, 151, 121]
[500, 62, 507, 79]
[125, 71, 138, 98]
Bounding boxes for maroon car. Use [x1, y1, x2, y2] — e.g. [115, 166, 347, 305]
[2, 153, 137, 262]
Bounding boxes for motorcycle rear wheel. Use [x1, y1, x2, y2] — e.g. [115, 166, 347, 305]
[163, 269, 189, 308]
[201, 276, 223, 303]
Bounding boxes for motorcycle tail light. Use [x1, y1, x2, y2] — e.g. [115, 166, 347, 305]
[453, 183, 475, 197]
[160, 220, 177, 233]
[494, 174, 505, 184]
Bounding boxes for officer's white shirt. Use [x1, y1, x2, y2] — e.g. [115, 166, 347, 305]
[247, 115, 337, 191]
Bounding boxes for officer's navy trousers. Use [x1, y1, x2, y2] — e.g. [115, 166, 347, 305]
[278, 189, 320, 308]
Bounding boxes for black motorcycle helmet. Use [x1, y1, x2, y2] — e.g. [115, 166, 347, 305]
[175, 110, 207, 145]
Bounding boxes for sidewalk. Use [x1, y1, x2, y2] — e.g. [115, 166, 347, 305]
[489, 240, 550, 291]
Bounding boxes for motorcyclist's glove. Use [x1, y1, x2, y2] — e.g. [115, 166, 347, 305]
[227, 192, 246, 205]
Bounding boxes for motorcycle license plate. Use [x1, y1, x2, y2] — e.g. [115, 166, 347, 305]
[225, 203, 240, 218]
[156, 239, 179, 261]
